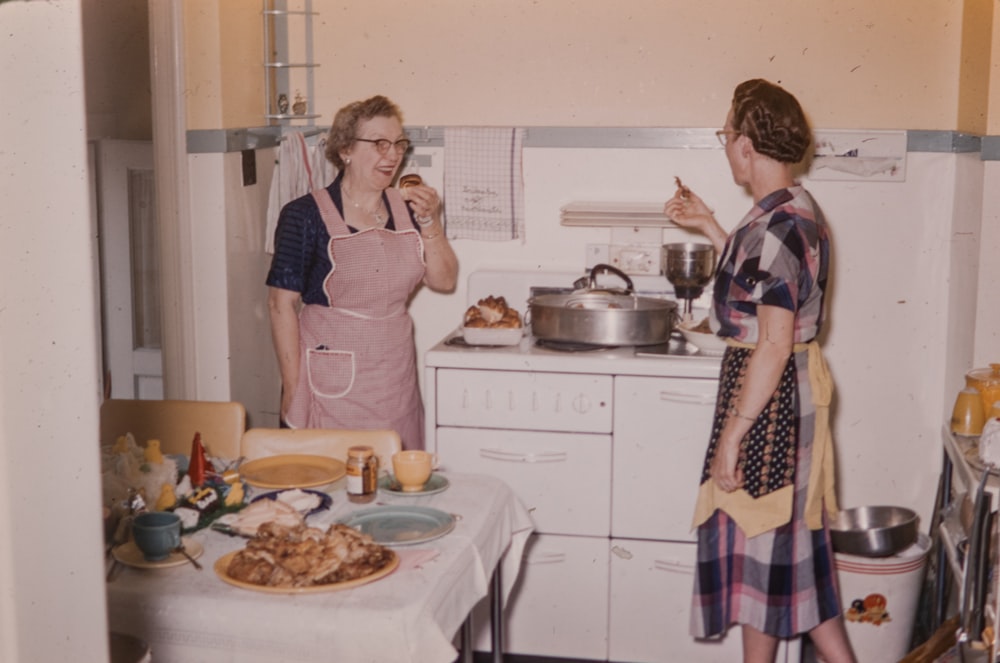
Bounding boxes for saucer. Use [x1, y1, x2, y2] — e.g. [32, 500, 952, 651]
[112, 537, 204, 569]
[379, 473, 450, 496]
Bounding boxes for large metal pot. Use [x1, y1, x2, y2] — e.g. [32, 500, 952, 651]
[528, 264, 678, 346]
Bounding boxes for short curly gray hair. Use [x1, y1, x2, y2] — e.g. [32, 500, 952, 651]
[324, 95, 404, 170]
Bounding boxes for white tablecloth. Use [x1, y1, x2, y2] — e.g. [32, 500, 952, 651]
[106, 473, 533, 663]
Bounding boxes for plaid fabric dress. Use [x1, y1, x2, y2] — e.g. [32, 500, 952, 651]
[690, 186, 842, 639]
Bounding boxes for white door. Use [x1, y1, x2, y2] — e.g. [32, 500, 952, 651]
[95, 139, 163, 399]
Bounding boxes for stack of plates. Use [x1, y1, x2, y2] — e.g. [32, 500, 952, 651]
[560, 201, 676, 227]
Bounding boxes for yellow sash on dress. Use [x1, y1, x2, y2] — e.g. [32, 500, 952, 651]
[691, 339, 838, 538]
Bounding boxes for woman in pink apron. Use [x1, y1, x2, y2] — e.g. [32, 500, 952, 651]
[266, 96, 458, 449]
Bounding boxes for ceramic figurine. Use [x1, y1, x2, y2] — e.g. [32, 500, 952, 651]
[292, 91, 307, 115]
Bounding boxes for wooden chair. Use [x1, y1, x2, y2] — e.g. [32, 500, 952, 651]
[100, 399, 247, 459]
[240, 428, 402, 470]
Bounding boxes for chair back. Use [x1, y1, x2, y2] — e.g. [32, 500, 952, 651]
[240, 428, 402, 470]
[100, 399, 247, 459]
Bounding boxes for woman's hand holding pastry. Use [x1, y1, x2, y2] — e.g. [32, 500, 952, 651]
[401, 183, 442, 223]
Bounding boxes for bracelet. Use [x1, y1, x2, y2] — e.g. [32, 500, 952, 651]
[416, 215, 435, 227]
[727, 405, 756, 422]
[423, 230, 441, 240]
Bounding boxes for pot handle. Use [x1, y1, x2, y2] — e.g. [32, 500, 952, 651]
[587, 263, 634, 294]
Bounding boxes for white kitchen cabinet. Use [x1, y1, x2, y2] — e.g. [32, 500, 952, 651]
[476, 534, 611, 658]
[437, 427, 611, 537]
[608, 538, 743, 663]
[612, 376, 718, 542]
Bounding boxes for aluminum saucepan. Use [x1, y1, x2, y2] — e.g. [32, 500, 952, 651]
[528, 264, 678, 346]
[829, 505, 919, 557]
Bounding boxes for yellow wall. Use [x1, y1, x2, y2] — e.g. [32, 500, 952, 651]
[184, 0, 987, 131]
[958, 0, 993, 134]
[184, 0, 264, 130]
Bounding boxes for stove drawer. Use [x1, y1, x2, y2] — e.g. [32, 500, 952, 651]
[437, 427, 611, 536]
[435, 368, 612, 433]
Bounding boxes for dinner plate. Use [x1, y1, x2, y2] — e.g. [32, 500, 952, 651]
[213, 549, 398, 594]
[337, 506, 456, 546]
[251, 488, 332, 516]
[238, 454, 346, 489]
[378, 473, 450, 496]
[112, 537, 204, 570]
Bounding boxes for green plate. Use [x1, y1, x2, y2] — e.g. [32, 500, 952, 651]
[337, 505, 455, 546]
[378, 472, 450, 496]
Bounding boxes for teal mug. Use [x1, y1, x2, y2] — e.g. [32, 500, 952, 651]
[131, 511, 181, 562]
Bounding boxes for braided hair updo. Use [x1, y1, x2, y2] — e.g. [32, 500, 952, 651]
[730, 79, 811, 164]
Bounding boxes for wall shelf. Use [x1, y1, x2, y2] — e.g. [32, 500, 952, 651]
[262, 1, 319, 126]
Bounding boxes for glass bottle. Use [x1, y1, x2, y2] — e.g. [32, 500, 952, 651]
[346, 446, 378, 504]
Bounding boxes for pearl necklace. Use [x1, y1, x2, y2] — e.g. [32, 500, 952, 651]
[342, 184, 387, 228]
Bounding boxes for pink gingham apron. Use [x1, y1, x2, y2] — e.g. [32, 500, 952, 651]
[283, 187, 427, 449]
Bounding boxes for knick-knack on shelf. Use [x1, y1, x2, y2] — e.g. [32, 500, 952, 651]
[292, 91, 307, 115]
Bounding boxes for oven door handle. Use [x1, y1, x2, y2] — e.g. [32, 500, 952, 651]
[658, 390, 716, 406]
[479, 448, 569, 463]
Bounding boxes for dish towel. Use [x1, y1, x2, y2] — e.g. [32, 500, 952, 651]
[265, 130, 337, 254]
[443, 127, 525, 241]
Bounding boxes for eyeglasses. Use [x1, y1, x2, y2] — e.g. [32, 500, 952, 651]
[355, 137, 412, 155]
[715, 130, 740, 146]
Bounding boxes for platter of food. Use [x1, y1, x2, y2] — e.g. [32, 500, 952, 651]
[238, 454, 346, 489]
[112, 537, 204, 570]
[214, 522, 398, 594]
[337, 505, 456, 546]
[462, 296, 523, 346]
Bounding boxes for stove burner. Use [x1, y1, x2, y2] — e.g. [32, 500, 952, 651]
[534, 339, 617, 353]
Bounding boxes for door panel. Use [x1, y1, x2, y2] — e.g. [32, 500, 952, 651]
[95, 139, 162, 399]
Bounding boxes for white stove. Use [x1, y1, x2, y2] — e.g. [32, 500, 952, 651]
[419, 270, 801, 662]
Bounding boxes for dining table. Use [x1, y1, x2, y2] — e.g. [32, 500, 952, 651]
[105, 471, 534, 663]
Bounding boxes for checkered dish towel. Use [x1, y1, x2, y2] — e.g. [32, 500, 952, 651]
[443, 128, 525, 241]
[265, 131, 337, 254]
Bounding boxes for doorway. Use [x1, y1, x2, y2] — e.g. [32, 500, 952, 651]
[94, 139, 164, 399]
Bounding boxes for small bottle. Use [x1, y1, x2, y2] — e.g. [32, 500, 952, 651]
[346, 446, 378, 504]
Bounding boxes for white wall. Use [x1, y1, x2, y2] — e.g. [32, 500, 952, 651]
[0, 2, 109, 661]
[194, 134, 980, 524]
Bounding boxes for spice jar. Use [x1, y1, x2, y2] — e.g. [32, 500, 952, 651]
[346, 446, 378, 504]
[966, 363, 1000, 417]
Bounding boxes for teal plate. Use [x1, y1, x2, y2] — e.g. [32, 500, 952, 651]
[378, 473, 450, 496]
[337, 505, 456, 546]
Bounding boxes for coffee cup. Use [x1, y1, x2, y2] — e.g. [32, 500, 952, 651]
[132, 511, 181, 561]
[392, 450, 437, 492]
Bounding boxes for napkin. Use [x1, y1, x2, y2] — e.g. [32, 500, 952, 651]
[396, 548, 440, 571]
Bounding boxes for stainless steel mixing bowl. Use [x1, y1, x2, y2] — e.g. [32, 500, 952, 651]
[829, 506, 919, 557]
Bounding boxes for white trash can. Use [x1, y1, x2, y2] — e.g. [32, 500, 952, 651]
[834, 533, 930, 663]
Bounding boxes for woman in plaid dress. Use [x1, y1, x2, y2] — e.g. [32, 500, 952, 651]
[665, 79, 856, 663]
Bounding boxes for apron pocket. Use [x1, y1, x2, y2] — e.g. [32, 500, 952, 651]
[305, 348, 356, 399]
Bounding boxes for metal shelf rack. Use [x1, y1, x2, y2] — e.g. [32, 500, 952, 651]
[262, 1, 320, 124]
